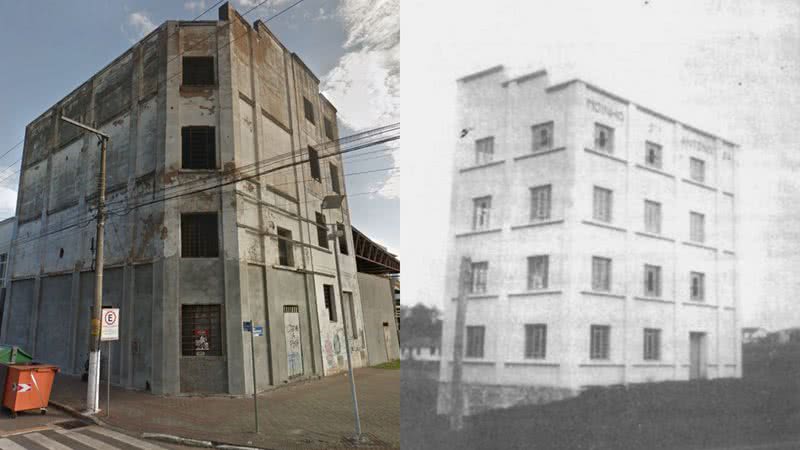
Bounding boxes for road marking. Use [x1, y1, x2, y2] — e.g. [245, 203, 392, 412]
[87, 427, 165, 449]
[55, 428, 118, 450]
[0, 438, 26, 450]
[22, 432, 73, 450]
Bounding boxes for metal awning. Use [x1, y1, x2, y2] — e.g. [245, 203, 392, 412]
[351, 226, 399, 274]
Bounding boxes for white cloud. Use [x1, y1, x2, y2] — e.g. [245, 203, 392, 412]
[126, 12, 156, 42]
[184, 0, 207, 13]
[322, 0, 400, 199]
[0, 187, 16, 218]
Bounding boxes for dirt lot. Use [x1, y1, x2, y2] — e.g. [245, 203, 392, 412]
[402, 343, 800, 450]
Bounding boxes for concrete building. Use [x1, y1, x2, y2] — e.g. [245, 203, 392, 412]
[438, 66, 740, 415]
[0, 3, 369, 395]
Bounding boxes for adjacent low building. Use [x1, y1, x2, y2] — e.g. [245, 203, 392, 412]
[438, 66, 740, 415]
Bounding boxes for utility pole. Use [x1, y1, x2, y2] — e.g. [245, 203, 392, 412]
[60, 116, 108, 415]
[450, 256, 471, 430]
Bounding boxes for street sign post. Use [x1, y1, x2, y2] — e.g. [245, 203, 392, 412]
[101, 308, 119, 417]
[243, 321, 261, 433]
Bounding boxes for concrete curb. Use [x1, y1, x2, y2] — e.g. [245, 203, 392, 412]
[141, 432, 214, 447]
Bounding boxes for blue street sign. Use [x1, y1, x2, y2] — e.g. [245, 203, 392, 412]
[253, 326, 264, 337]
[243, 321, 252, 332]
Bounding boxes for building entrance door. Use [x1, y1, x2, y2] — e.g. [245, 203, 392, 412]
[689, 332, 707, 380]
[283, 306, 303, 378]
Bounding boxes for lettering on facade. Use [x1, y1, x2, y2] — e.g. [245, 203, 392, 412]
[586, 99, 624, 122]
[681, 138, 714, 155]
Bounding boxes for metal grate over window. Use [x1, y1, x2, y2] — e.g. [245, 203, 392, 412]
[182, 57, 215, 86]
[308, 146, 321, 181]
[315, 212, 329, 249]
[182, 126, 216, 169]
[181, 304, 222, 356]
[181, 213, 219, 258]
[323, 284, 337, 322]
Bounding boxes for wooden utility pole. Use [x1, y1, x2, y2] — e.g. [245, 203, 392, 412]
[450, 256, 471, 430]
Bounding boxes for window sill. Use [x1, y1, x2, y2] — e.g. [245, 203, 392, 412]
[581, 291, 625, 299]
[272, 264, 298, 272]
[513, 147, 566, 161]
[447, 359, 495, 366]
[722, 249, 735, 256]
[634, 163, 675, 179]
[466, 293, 500, 300]
[508, 290, 562, 298]
[633, 296, 674, 304]
[459, 160, 505, 173]
[631, 363, 676, 368]
[455, 227, 502, 238]
[179, 168, 219, 173]
[584, 148, 628, 165]
[582, 220, 626, 233]
[180, 84, 217, 93]
[723, 306, 736, 311]
[723, 191, 734, 197]
[510, 219, 564, 230]
[681, 178, 717, 192]
[682, 301, 716, 309]
[181, 256, 220, 260]
[180, 355, 226, 360]
[682, 241, 717, 252]
[309, 244, 333, 254]
[635, 231, 675, 243]
[578, 362, 624, 368]
[504, 361, 559, 367]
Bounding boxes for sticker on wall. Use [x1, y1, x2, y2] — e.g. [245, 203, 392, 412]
[194, 329, 210, 356]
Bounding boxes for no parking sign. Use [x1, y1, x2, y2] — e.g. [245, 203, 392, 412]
[101, 308, 119, 341]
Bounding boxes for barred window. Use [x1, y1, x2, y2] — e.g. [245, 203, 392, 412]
[645, 200, 662, 234]
[277, 227, 294, 266]
[530, 185, 552, 221]
[181, 305, 222, 356]
[645, 142, 662, 168]
[181, 213, 219, 258]
[465, 325, 485, 358]
[644, 264, 662, 297]
[590, 325, 610, 360]
[303, 97, 315, 124]
[323, 284, 337, 322]
[308, 146, 321, 182]
[337, 223, 349, 255]
[475, 137, 494, 165]
[329, 163, 341, 193]
[690, 211, 705, 243]
[470, 262, 488, 294]
[594, 123, 614, 153]
[527, 255, 549, 290]
[593, 186, 613, 223]
[532, 122, 554, 152]
[182, 126, 216, 169]
[315, 212, 329, 249]
[524, 324, 547, 359]
[182, 57, 215, 86]
[691, 272, 705, 301]
[472, 196, 492, 230]
[592, 256, 612, 292]
[644, 328, 661, 361]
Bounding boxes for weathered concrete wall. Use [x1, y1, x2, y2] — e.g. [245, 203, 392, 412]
[357, 272, 400, 365]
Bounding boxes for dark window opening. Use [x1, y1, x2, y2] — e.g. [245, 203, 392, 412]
[181, 304, 222, 356]
[324, 117, 335, 140]
[329, 163, 341, 193]
[303, 97, 315, 124]
[337, 223, 348, 255]
[182, 57, 215, 86]
[182, 126, 216, 170]
[323, 284, 337, 322]
[181, 213, 219, 257]
[315, 212, 329, 249]
[277, 227, 294, 266]
[308, 146, 321, 181]
[465, 326, 485, 358]
[59, 248, 64, 258]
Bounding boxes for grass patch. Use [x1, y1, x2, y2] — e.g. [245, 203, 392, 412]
[373, 359, 400, 369]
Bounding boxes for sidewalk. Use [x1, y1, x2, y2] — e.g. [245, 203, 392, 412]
[49, 367, 399, 449]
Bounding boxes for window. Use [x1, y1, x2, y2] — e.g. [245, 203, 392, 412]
[315, 212, 329, 249]
[0, 253, 7, 285]
[524, 324, 547, 359]
[644, 328, 661, 361]
[475, 137, 494, 165]
[472, 196, 492, 230]
[470, 262, 488, 294]
[592, 257, 612, 292]
[644, 264, 662, 297]
[308, 146, 321, 182]
[690, 211, 705, 243]
[590, 325, 610, 360]
[303, 97, 315, 124]
[690, 157, 705, 183]
[324, 117, 335, 140]
[465, 325, 485, 358]
[337, 223, 349, 255]
[594, 123, 614, 153]
[690, 272, 705, 301]
[593, 186, 613, 223]
[527, 256, 549, 290]
[181, 213, 219, 257]
[645, 142, 662, 168]
[531, 122, 553, 152]
[277, 227, 294, 266]
[329, 163, 341, 194]
[344, 291, 358, 339]
[323, 284, 337, 321]
[644, 200, 662, 234]
[181, 305, 222, 356]
[182, 56, 215, 86]
[182, 126, 216, 169]
[530, 185, 551, 221]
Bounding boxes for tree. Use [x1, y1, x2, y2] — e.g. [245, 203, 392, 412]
[400, 303, 442, 345]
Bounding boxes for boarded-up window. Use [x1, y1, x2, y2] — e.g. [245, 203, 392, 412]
[590, 325, 610, 359]
[277, 227, 294, 266]
[303, 97, 315, 124]
[532, 122, 554, 152]
[592, 256, 612, 292]
[530, 185, 551, 221]
[527, 255, 549, 290]
[644, 264, 662, 297]
[323, 284, 337, 322]
[182, 126, 216, 169]
[475, 137, 494, 165]
[182, 57, 215, 86]
[525, 324, 547, 359]
[472, 196, 491, 230]
[644, 328, 661, 360]
[329, 163, 341, 193]
[324, 117, 335, 140]
[646, 142, 662, 168]
[315, 212, 329, 249]
[470, 261, 488, 294]
[690, 157, 705, 183]
[593, 186, 613, 223]
[690, 211, 705, 242]
[181, 305, 222, 356]
[337, 223, 348, 255]
[645, 200, 661, 234]
[594, 123, 614, 153]
[308, 146, 321, 181]
[181, 213, 219, 257]
[465, 325, 485, 358]
[344, 291, 358, 339]
[691, 271, 705, 301]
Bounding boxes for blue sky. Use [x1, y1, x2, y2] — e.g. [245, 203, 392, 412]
[0, 0, 399, 253]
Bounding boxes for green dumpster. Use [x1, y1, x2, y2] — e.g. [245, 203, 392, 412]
[0, 346, 33, 364]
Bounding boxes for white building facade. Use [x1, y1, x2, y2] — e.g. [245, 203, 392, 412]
[438, 66, 740, 415]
